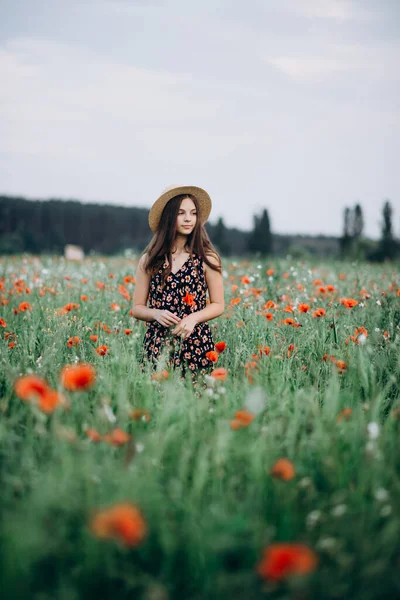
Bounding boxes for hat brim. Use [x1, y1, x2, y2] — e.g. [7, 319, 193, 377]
[148, 185, 212, 233]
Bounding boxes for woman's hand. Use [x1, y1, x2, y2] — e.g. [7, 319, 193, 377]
[171, 314, 198, 340]
[154, 309, 181, 327]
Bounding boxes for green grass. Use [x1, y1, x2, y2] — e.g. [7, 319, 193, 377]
[0, 255, 399, 599]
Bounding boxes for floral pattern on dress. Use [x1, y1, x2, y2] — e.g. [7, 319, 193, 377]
[142, 253, 215, 376]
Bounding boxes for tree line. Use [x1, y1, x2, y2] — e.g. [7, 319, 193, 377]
[0, 195, 398, 260]
[339, 200, 399, 261]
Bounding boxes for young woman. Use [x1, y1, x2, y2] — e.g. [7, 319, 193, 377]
[132, 184, 224, 379]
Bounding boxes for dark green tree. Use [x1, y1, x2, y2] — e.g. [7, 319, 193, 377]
[378, 200, 398, 260]
[340, 207, 352, 257]
[352, 203, 364, 238]
[248, 208, 273, 255]
[213, 217, 231, 256]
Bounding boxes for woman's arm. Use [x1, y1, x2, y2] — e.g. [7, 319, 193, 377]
[194, 253, 225, 323]
[131, 254, 181, 326]
[171, 253, 224, 339]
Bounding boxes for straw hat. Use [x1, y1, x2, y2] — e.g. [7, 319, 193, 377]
[148, 184, 212, 233]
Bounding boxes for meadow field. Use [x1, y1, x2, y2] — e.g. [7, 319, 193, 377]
[0, 254, 399, 600]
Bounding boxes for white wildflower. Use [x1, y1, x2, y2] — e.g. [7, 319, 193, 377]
[204, 375, 216, 388]
[135, 442, 144, 453]
[103, 404, 117, 423]
[306, 510, 321, 529]
[316, 537, 338, 552]
[375, 488, 389, 502]
[367, 422, 380, 439]
[298, 476, 313, 490]
[380, 505, 392, 517]
[358, 333, 367, 345]
[245, 386, 267, 415]
[331, 504, 347, 517]
[376, 300, 381, 306]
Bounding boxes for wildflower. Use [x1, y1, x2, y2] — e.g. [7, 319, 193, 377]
[110, 303, 121, 311]
[66, 336, 82, 347]
[86, 428, 102, 442]
[241, 276, 251, 285]
[336, 408, 352, 422]
[124, 275, 135, 285]
[331, 504, 347, 518]
[264, 300, 277, 310]
[306, 510, 322, 529]
[312, 308, 326, 318]
[211, 367, 228, 381]
[80, 295, 88, 302]
[90, 334, 98, 342]
[283, 318, 296, 326]
[258, 345, 271, 356]
[0, 318, 6, 328]
[245, 386, 267, 415]
[38, 389, 65, 414]
[206, 350, 219, 363]
[215, 341, 226, 353]
[19, 301, 32, 312]
[298, 303, 310, 313]
[95, 345, 109, 356]
[96, 281, 105, 290]
[102, 428, 131, 446]
[287, 344, 296, 358]
[265, 312, 273, 321]
[374, 488, 389, 502]
[14, 374, 48, 401]
[270, 458, 296, 481]
[322, 354, 336, 363]
[336, 360, 347, 374]
[90, 502, 147, 547]
[182, 292, 195, 306]
[60, 363, 96, 391]
[124, 329, 132, 335]
[151, 370, 169, 381]
[230, 409, 255, 430]
[367, 422, 380, 439]
[131, 409, 151, 422]
[118, 284, 130, 301]
[257, 543, 318, 581]
[266, 269, 275, 276]
[340, 298, 358, 309]
[230, 297, 241, 306]
[58, 302, 80, 315]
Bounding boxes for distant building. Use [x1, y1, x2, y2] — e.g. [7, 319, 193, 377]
[64, 244, 84, 260]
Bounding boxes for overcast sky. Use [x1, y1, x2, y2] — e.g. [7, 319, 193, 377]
[1, 0, 399, 238]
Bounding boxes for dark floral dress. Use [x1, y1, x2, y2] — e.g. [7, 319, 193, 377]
[142, 252, 216, 377]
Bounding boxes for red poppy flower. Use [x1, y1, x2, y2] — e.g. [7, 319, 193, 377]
[206, 350, 219, 363]
[257, 543, 318, 581]
[90, 502, 147, 547]
[215, 341, 226, 353]
[60, 363, 96, 391]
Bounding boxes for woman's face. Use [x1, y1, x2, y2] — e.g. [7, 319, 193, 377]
[176, 196, 197, 236]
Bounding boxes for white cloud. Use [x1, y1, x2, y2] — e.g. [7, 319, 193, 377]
[291, 0, 358, 21]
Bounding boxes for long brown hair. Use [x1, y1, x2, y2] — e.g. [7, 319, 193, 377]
[143, 194, 221, 286]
